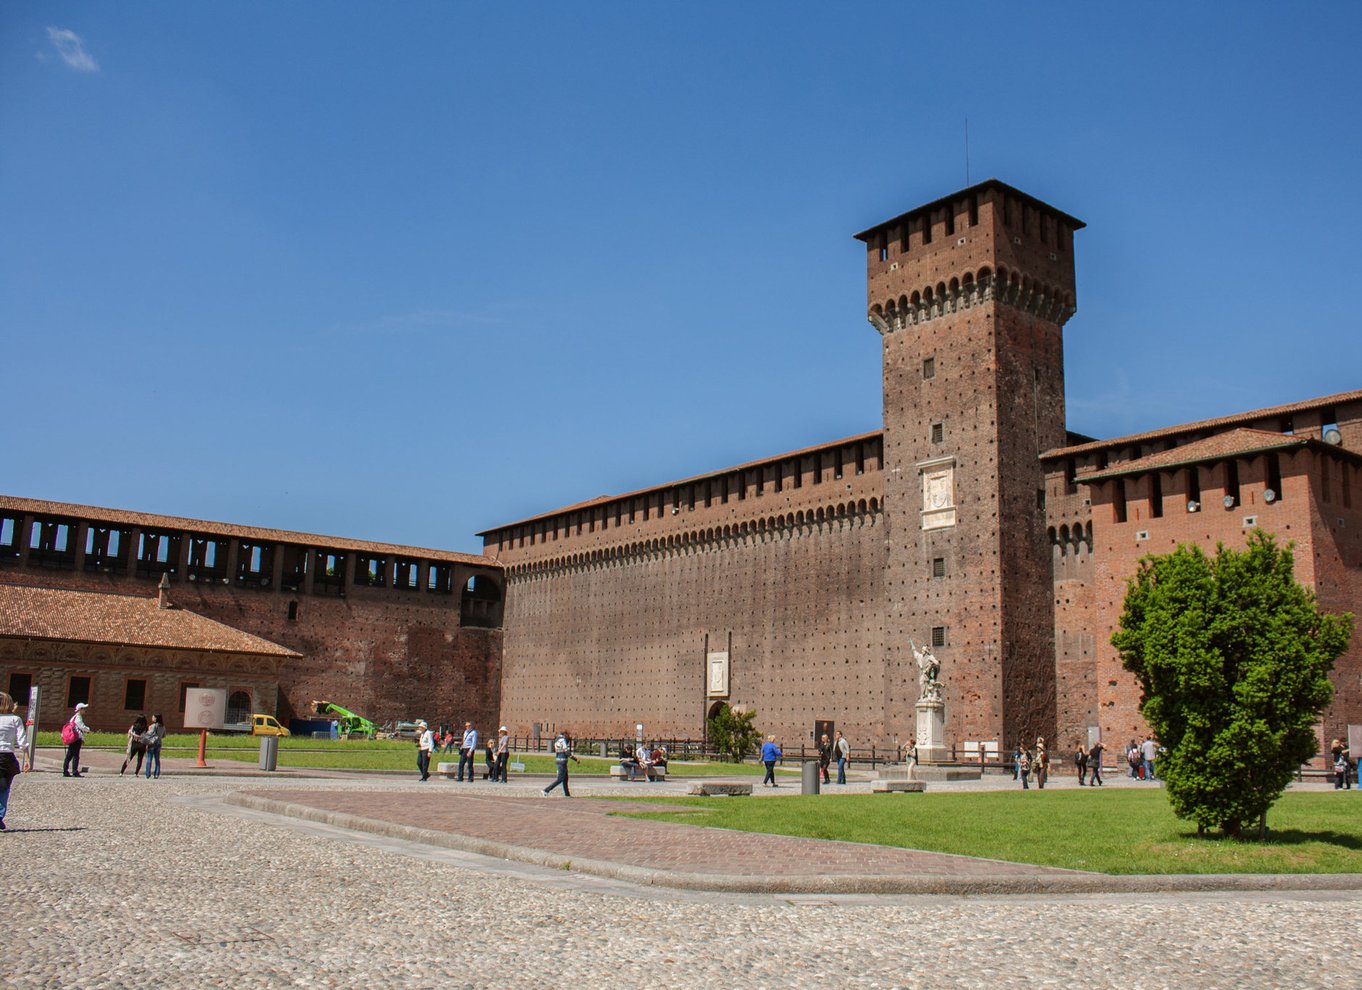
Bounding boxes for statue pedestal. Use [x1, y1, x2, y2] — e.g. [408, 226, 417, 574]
[915, 698, 947, 764]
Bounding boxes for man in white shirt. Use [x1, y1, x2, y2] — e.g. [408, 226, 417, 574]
[416, 720, 434, 781]
[458, 722, 478, 782]
[635, 741, 654, 782]
[1141, 736, 1159, 781]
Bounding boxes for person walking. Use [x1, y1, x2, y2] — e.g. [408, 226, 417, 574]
[143, 713, 166, 779]
[120, 715, 149, 777]
[494, 726, 510, 783]
[817, 733, 832, 785]
[1019, 747, 1031, 789]
[1088, 739, 1104, 786]
[0, 692, 30, 831]
[63, 702, 91, 777]
[835, 730, 850, 785]
[416, 720, 434, 781]
[542, 731, 579, 797]
[1074, 743, 1088, 786]
[1034, 737, 1049, 789]
[761, 735, 782, 787]
[458, 722, 478, 782]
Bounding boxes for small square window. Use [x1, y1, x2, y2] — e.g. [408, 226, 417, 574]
[931, 423, 944, 444]
[922, 357, 936, 380]
[931, 626, 947, 648]
[931, 558, 946, 578]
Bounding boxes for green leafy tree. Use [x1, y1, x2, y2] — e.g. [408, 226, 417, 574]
[1113, 530, 1352, 838]
[707, 703, 762, 763]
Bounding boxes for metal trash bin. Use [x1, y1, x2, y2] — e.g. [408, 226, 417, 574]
[801, 760, 821, 795]
[259, 735, 279, 771]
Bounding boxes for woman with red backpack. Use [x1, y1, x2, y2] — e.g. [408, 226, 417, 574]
[62, 702, 91, 777]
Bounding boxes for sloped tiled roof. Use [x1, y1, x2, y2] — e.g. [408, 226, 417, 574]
[1075, 429, 1358, 483]
[0, 584, 299, 658]
[1044, 389, 1362, 460]
[0, 495, 491, 568]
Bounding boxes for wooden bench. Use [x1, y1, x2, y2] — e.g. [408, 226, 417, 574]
[610, 763, 667, 781]
[688, 781, 752, 796]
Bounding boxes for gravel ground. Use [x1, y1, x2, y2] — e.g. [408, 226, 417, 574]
[7, 771, 1362, 989]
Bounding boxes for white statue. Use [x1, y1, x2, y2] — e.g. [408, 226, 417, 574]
[910, 640, 942, 703]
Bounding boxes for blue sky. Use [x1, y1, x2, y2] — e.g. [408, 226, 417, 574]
[4, 4, 1360, 554]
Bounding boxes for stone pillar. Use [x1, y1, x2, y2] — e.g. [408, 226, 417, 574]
[15, 515, 33, 568]
[73, 521, 88, 572]
[175, 533, 191, 580]
[225, 539, 240, 585]
[126, 527, 143, 576]
[302, 549, 316, 596]
[383, 557, 396, 589]
[418, 560, 431, 594]
[271, 545, 285, 591]
[915, 698, 947, 764]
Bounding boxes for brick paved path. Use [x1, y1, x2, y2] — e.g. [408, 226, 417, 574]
[245, 787, 1081, 882]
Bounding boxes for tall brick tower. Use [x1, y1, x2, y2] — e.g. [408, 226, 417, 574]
[854, 180, 1083, 753]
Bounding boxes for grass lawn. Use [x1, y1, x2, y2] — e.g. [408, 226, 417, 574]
[35, 732, 776, 776]
[613, 788, 1362, 875]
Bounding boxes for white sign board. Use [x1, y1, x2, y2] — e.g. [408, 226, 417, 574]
[707, 651, 730, 697]
[183, 688, 227, 730]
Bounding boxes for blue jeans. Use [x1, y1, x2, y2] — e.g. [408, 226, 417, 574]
[545, 760, 570, 796]
[1143, 758, 1155, 780]
[836, 757, 846, 785]
[0, 752, 19, 820]
[144, 745, 161, 778]
[458, 749, 475, 781]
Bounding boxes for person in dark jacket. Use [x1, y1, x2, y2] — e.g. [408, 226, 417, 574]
[817, 733, 832, 784]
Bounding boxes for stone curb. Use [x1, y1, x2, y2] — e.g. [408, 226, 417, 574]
[222, 792, 1362, 896]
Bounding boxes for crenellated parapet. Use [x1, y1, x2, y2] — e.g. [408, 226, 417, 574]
[867, 268, 1076, 336]
[505, 497, 881, 582]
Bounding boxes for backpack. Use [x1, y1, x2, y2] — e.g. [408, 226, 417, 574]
[61, 718, 79, 745]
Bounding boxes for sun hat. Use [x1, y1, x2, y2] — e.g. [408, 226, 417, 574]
[74, 702, 89, 711]
[499, 725, 507, 731]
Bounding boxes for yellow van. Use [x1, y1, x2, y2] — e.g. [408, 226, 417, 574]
[251, 714, 291, 737]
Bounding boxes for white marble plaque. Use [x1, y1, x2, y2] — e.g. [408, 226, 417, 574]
[707, 651, 730, 697]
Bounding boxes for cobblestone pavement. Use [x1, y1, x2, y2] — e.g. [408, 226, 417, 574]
[8, 768, 1362, 989]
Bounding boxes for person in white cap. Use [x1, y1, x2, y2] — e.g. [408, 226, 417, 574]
[494, 725, 510, 783]
[63, 702, 91, 777]
[416, 721, 434, 781]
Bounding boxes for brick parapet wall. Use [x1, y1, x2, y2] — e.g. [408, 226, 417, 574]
[498, 506, 888, 746]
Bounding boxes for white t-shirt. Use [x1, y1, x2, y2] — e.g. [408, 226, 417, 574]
[0, 713, 27, 754]
[1141, 740, 1157, 761]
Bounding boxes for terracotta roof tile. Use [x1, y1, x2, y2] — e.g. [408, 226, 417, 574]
[0, 584, 299, 658]
[1044, 389, 1362, 460]
[0, 496, 492, 568]
[1075, 428, 1359, 483]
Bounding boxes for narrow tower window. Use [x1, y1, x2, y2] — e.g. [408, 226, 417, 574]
[922, 357, 936, 380]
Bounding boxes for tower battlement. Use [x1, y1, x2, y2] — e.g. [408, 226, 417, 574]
[854, 180, 1083, 334]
